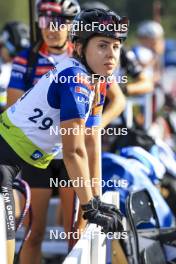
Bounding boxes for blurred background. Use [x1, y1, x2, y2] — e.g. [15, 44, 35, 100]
[0, 0, 176, 45]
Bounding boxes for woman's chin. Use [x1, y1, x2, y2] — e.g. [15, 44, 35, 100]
[89, 68, 114, 79]
[47, 41, 59, 47]
[101, 70, 114, 77]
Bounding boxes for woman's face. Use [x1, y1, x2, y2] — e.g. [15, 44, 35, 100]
[139, 37, 165, 55]
[41, 27, 68, 48]
[84, 36, 121, 76]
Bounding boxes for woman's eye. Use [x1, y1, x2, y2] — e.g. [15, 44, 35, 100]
[113, 45, 120, 50]
[99, 44, 107, 49]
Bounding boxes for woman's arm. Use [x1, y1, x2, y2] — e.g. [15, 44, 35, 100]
[61, 118, 93, 205]
[126, 72, 154, 95]
[7, 88, 24, 108]
[85, 127, 101, 197]
[102, 81, 126, 128]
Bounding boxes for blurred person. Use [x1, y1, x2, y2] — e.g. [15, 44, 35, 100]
[131, 21, 166, 128]
[133, 21, 176, 147]
[133, 20, 165, 85]
[115, 48, 153, 96]
[7, 0, 80, 106]
[0, 22, 29, 224]
[137, 20, 165, 55]
[133, 20, 165, 105]
[0, 21, 29, 113]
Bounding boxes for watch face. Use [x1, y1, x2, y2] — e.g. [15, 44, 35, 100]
[92, 197, 98, 210]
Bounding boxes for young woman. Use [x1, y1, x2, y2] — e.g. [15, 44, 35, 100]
[0, 8, 128, 263]
[7, 1, 126, 263]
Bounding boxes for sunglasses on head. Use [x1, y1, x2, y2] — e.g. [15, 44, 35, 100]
[98, 16, 129, 31]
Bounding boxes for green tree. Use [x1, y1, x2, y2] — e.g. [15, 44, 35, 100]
[0, 0, 29, 29]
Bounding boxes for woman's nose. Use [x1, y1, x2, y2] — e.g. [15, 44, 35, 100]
[106, 46, 115, 58]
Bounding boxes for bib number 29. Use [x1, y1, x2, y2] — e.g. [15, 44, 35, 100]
[28, 108, 53, 130]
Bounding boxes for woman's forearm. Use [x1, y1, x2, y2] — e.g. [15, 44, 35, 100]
[63, 148, 93, 205]
[127, 74, 154, 95]
[102, 96, 126, 128]
[102, 82, 126, 128]
[85, 130, 101, 197]
[61, 119, 94, 205]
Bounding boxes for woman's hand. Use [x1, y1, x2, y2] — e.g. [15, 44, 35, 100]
[81, 197, 124, 233]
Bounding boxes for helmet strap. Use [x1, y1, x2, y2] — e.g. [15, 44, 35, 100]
[74, 38, 112, 82]
[47, 38, 68, 54]
[47, 30, 69, 53]
[80, 41, 100, 79]
[80, 48, 113, 83]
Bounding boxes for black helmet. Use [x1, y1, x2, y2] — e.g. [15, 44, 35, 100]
[70, 8, 129, 43]
[0, 21, 30, 56]
[37, 0, 80, 19]
[81, 1, 109, 11]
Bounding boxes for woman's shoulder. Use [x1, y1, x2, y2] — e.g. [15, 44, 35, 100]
[12, 46, 34, 66]
[56, 57, 88, 76]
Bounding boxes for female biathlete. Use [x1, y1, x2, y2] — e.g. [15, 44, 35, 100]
[0, 8, 128, 263]
[7, 1, 126, 263]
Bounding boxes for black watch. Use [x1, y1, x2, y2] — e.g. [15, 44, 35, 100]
[81, 197, 99, 211]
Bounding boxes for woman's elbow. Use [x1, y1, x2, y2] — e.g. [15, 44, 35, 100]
[115, 93, 126, 113]
[63, 146, 86, 160]
[121, 94, 127, 109]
